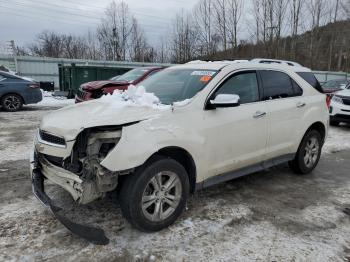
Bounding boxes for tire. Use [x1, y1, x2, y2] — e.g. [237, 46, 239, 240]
[119, 157, 189, 232]
[289, 130, 322, 175]
[330, 120, 339, 126]
[1, 94, 23, 112]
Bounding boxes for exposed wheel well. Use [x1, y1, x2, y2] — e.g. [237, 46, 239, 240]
[153, 147, 197, 193]
[306, 122, 326, 145]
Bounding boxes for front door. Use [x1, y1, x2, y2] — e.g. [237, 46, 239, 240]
[202, 70, 268, 177]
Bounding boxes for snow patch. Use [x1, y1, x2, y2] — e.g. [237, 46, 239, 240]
[100, 85, 170, 110]
[323, 126, 350, 154]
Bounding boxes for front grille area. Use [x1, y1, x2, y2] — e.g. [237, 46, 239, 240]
[39, 130, 66, 146]
[342, 97, 350, 106]
[77, 89, 87, 99]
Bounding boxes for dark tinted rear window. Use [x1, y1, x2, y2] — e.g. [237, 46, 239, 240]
[260, 70, 295, 100]
[296, 72, 323, 93]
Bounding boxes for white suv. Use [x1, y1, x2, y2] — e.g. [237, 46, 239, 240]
[30, 62, 329, 243]
[329, 84, 350, 125]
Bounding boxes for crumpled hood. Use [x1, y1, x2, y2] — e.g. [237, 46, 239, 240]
[81, 80, 129, 91]
[40, 99, 168, 141]
[335, 89, 350, 97]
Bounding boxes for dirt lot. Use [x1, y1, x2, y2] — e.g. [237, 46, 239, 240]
[1, 102, 350, 262]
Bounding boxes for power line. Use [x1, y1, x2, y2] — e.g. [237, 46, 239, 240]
[0, 2, 170, 29]
[60, 0, 177, 21]
[1, 0, 171, 23]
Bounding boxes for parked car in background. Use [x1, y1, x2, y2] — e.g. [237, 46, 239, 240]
[0, 71, 42, 112]
[31, 61, 329, 243]
[322, 79, 349, 93]
[75, 67, 165, 103]
[329, 86, 350, 126]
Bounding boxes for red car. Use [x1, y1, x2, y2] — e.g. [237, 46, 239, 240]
[75, 67, 164, 103]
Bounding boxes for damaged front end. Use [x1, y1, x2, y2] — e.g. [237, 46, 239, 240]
[31, 126, 128, 245]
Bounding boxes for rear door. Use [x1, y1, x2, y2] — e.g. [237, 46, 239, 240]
[258, 70, 306, 159]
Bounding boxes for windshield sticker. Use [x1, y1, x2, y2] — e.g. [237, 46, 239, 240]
[200, 75, 212, 82]
[191, 71, 216, 76]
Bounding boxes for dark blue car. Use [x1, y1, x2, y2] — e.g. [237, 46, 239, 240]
[0, 71, 42, 111]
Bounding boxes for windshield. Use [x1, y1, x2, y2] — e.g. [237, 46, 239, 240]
[138, 68, 218, 104]
[117, 68, 150, 83]
[110, 75, 120, 81]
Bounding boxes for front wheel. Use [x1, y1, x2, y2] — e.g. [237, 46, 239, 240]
[289, 130, 322, 174]
[119, 158, 189, 232]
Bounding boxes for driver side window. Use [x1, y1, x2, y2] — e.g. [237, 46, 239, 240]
[215, 71, 259, 104]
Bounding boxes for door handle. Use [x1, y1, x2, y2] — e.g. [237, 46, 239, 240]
[253, 111, 266, 118]
[296, 102, 306, 108]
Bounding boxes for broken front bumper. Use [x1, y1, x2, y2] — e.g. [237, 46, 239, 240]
[30, 152, 109, 245]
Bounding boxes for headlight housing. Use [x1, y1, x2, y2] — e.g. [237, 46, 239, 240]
[332, 95, 343, 104]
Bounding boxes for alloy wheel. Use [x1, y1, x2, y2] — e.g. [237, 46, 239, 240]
[4, 95, 21, 111]
[141, 171, 182, 222]
[303, 136, 320, 168]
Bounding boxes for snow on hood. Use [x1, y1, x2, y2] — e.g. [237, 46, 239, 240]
[40, 86, 170, 140]
[335, 89, 350, 97]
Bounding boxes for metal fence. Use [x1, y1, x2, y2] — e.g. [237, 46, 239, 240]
[1, 54, 349, 86]
[0, 54, 172, 87]
[313, 70, 350, 83]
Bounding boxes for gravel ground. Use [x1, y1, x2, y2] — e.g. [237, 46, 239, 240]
[1, 102, 350, 262]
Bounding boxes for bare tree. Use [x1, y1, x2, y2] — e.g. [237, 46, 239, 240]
[29, 31, 64, 58]
[214, 0, 228, 51]
[193, 0, 217, 56]
[306, 0, 327, 68]
[97, 1, 134, 61]
[290, 0, 303, 59]
[170, 11, 198, 63]
[226, 0, 243, 50]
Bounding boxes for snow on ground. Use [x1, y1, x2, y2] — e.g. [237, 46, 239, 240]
[1, 101, 350, 261]
[32, 91, 75, 107]
[323, 124, 350, 154]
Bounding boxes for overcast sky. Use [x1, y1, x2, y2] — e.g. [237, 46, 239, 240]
[0, 0, 199, 50]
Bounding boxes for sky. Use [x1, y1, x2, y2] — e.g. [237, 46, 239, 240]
[0, 0, 199, 50]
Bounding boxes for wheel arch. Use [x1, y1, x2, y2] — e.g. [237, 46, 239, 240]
[305, 121, 326, 145]
[0, 92, 25, 104]
[151, 146, 197, 193]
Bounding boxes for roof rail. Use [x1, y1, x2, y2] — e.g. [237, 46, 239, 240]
[186, 58, 304, 68]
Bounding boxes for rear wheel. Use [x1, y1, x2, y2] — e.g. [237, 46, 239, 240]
[1, 94, 23, 112]
[289, 130, 322, 174]
[119, 158, 189, 232]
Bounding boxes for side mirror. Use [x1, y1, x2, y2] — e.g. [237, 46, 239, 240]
[209, 94, 240, 108]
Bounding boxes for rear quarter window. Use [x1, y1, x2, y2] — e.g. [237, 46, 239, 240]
[296, 72, 323, 93]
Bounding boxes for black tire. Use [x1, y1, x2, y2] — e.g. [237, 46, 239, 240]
[330, 120, 339, 126]
[1, 94, 23, 112]
[119, 157, 189, 232]
[289, 130, 322, 175]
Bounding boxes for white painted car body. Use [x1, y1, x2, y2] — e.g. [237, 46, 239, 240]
[32, 62, 329, 204]
[329, 88, 350, 124]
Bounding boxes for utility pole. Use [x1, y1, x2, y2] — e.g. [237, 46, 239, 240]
[6, 40, 18, 73]
[112, 28, 117, 61]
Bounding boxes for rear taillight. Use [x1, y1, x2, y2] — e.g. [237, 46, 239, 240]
[28, 83, 40, 89]
[326, 95, 331, 109]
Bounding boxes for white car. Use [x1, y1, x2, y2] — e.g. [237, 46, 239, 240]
[30, 62, 329, 243]
[329, 85, 350, 125]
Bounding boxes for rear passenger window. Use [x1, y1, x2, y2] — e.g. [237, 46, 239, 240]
[260, 70, 295, 100]
[215, 71, 259, 104]
[291, 79, 303, 96]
